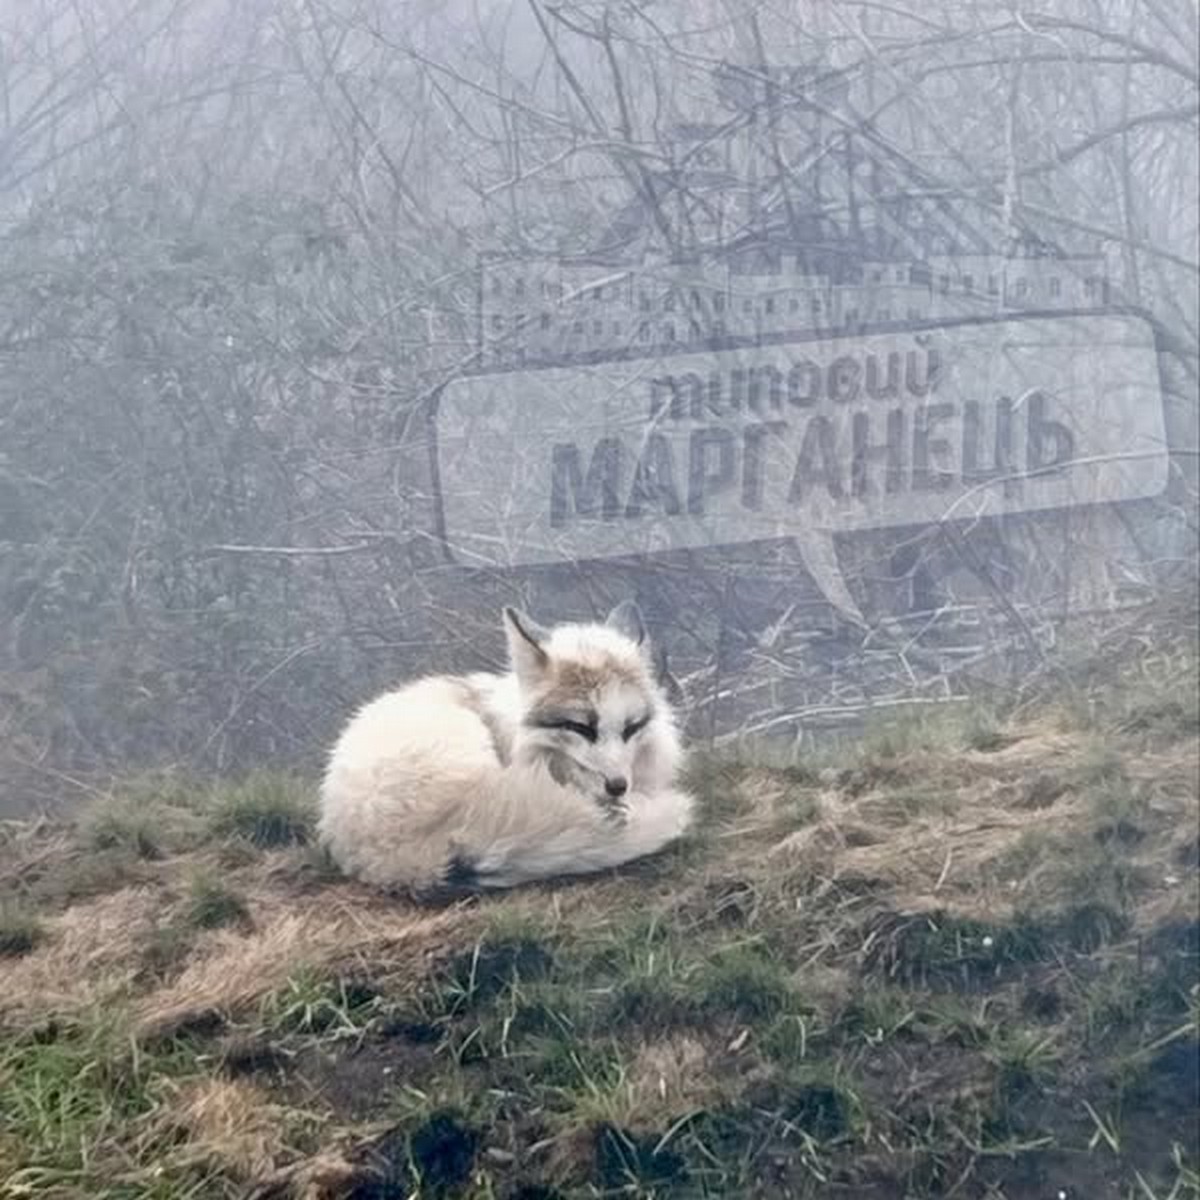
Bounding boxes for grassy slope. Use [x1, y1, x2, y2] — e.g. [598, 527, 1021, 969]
[0, 629, 1197, 1200]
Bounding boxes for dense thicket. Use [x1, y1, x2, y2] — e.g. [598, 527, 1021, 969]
[1, 0, 1196, 807]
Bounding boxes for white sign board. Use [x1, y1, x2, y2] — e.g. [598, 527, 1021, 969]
[431, 313, 1167, 569]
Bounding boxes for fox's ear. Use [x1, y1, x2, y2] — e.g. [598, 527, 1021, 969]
[605, 600, 646, 647]
[502, 606, 549, 685]
[652, 641, 684, 707]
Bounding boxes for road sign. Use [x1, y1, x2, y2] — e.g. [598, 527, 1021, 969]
[430, 312, 1167, 569]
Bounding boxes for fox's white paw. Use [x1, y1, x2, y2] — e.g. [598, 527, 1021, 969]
[596, 794, 629, 825]
[660, 787, 696, 836]
[624, 787, 695, 848]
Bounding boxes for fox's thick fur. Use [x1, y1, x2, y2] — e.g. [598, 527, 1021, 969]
[318, 602, 695, 892]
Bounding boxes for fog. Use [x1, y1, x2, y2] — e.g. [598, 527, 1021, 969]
[1, 0, 1197, 810]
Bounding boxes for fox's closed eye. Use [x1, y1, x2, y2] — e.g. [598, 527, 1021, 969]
[556, 719, 598, 742]
[622, 715, 651, 741]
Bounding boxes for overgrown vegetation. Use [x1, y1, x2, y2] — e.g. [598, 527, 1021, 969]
[0, 906, 42, 958]
[1, 0, 1195, 816]
[0, 631, 1197, 1199]
[206, 774, 315, 849]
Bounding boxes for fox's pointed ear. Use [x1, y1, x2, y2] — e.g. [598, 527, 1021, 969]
[652, 641, 684, 707]
[605, 600, 646, 647]
[503, 606, 549, 686]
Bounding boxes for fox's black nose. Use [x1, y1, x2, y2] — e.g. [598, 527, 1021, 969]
[605, 777, 628, 799]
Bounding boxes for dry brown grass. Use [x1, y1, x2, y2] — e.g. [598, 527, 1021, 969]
[0, 831, 486, 1039]
[0, 886, 162, 1020]
[713, 721, 1198, 932]
[0, 622, 1195, 1199]
[7, 705, 1192, 1044]
[155, 1076, 298, 1182]
[148, 1077, 371, 1199]
[626, 1036, 719, 1115]
[135, 894, 478, 1040]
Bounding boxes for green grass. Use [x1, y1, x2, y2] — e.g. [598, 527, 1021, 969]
[206, 773, 314, 848]
[2, 772, 321, 928]
[79, 798, 200, 860]
[985, 1026, 1062, 1093]
[74, 771, 219, 859]
[125, 875, 255, 984]
[259, 969, 383, 1040]
[0, 904, 43, 957]
[846, 697, 1027, 767]
[182, 872, 250, 931]
[0, 630, 1196, 1198]
[834, 986, 919, 1045]
[960, 704, 1014, 752]
[1069, 633, 1200, 744]
[0, 1013, 214, 1198]
[761, 1010, 825, 1066]
[690, 942, 795, 1021]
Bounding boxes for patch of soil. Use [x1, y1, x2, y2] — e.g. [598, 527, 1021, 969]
[346, 1111, 479, 1199]
[678, 877, 762, 929]
[593, 1124, 687, 1191]
[839, 763, 911, 797]
[215, 1032, 288, 1077]
[977, 1148, 1130, 1200]
[1016, 773, 1069, 810]
[436, 936, 555, 1007]
[1019, 982, 1065, 1021]
[859, 1041, 993, 1114]
[409, 1112, 480, 1193]
[262, 1035, 442, 1120]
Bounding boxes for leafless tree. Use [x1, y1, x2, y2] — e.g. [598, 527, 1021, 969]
[0, 0, 1195, 809]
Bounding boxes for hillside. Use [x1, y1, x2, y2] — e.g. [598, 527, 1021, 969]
[1, 623, 1197, 1200]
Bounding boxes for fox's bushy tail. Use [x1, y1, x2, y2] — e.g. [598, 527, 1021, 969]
[318, 759, 694, 894]
[460, 770, 694, 889]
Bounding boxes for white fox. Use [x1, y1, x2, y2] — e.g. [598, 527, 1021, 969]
[317, 601, 695, 893]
